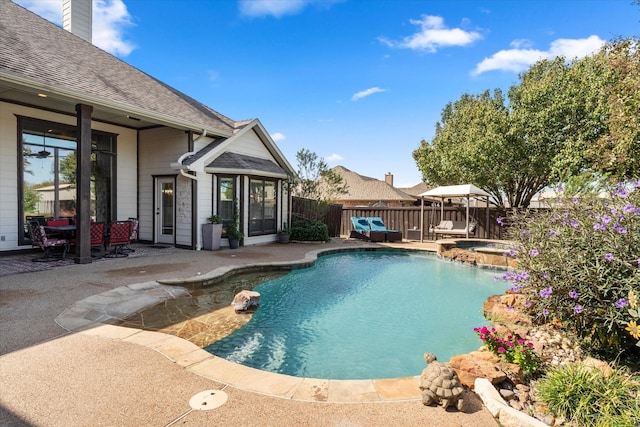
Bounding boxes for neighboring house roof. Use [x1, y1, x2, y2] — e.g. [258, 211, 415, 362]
[332, 166, 416, 203]
[0, 1, 237, 135]
[397, 182, 430, 197]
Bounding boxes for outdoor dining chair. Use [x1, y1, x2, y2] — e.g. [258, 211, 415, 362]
[104, 221, 131, 258]
[28, 221, 69, 262]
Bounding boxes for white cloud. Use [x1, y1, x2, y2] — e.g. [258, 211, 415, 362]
[351, 87, 387, 101]
[271, 132, 286, 142]
[15, 0, 136, 57]
[93, 0, 135, 56]
[473, 35, 605, 75]
[324, 153, 343, 163]
[379, 15, 482, 53]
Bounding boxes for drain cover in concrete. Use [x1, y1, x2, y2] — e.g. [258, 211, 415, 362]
[189, 390, 228, 410]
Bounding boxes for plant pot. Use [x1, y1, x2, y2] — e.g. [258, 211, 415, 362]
[277, 233, 290, 244]
[228, 238, 240, 249]
[202, 223, 222, 250]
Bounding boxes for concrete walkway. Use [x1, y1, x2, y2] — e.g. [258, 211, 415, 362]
[0, 239, 498, 426]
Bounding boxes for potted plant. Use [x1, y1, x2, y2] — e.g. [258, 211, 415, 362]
[277, 222, 290, 244]
[202, 214, 222, 250]
[226, 200, 243, 249]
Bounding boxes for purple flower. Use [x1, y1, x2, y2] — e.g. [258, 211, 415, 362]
[604, 253, 614, 261]
[542, 308, 550, 316]
[602, 215, 612, 225]
[550, 230, 560, 237]
[570, 220, 579, 228]
[540, 287, 553, 298]
[524, 300, 532, 308]
[574, 305, 583, 314]
[572, 197, 579, 204]
[623, 204, 635, 214]
[634, 180, 640, 188]
[569, 291, 579, 299]
[530, 249, 539, 257]
[613, 225, 627, 234]
[557, 186, 564, 192]
[508, 249, 517, 257]
[613, 188, 629, 197]
[507, 305, 514, 311]
[496, 217, 505, 226]
[542, 272, 549, 279]
[615, 298, 628, 308]
[593, 223, 602, 231]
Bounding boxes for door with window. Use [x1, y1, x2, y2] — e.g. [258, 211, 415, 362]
[155, 177, 175, 244]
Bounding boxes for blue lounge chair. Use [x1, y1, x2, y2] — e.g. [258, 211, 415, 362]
[367, 217, 402, 242]
[350, 216, 385, 242]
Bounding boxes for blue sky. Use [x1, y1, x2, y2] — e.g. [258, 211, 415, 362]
[15, 0, 640, 187]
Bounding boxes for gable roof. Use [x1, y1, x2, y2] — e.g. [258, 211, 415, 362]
[208, 152, 286, 177]
[0, 1, 237, 135]
[332, 166, 416, 203]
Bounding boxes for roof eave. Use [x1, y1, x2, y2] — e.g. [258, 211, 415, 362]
[0, 71, 234, 137]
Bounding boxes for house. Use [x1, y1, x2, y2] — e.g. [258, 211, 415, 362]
[330, 166, 417, 207]
[0, 0, 294, 261]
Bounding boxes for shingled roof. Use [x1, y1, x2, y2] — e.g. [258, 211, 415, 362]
[0, 1, 237, 134]
[332, 166, 416, 204]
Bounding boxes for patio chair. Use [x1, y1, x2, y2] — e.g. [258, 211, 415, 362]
[122, 217, 138, 253]
[104, 221, 131, 258]
[367, 217, 402, 242]
[350, 217, 372, 240]
[28, 221, 69, 262]
[89, 222, 106, 257]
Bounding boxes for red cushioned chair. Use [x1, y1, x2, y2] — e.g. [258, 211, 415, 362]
[104, 221, 131, 258]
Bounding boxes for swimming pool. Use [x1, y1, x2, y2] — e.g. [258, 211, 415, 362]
[205, 251, 505, 380]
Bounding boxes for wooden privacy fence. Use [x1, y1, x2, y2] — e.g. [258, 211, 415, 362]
[339, 206, 510, 241]
[290, 197, 343, 237]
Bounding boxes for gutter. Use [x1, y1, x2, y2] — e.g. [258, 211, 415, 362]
[174, 130, 208, 181]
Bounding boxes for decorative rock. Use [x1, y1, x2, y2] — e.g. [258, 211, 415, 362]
[419, 353, 465, 411]
[449, 353, 507, 388]
[500, 389, 516, 400]
[581, 356, 613, 377]
[231, 290, 260, 312]
[509, 399, 523, 411]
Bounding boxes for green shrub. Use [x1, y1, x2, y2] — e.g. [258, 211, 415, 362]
[536, 363, 640, 426]
[290, 221, 330, 242]
[499, 182, 640, 362]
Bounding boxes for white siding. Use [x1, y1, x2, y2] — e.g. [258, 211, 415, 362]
[228, 129, 274, 160]
[138, 127, 188, 244]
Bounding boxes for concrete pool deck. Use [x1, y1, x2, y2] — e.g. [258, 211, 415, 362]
[0, 239, 499, 426]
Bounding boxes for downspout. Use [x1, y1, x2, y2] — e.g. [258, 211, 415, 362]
[176, 130, 207, 181]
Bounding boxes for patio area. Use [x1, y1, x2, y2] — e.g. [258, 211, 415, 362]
[0, 239, 498, 426]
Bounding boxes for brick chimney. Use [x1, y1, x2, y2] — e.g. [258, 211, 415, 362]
[385, 172, 394, 187]
[63, 0, 92, 43]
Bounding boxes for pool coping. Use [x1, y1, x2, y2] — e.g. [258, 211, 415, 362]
[54, 245, 456, 403]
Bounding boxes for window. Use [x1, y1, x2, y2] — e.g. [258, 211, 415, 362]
[249, 178, 276, 235]
[19, 117, 116, 245]
[217, 176, 235, 237]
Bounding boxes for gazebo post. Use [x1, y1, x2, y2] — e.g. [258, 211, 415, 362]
[420, 196, 424, 243]
[465, 195, 470, 238]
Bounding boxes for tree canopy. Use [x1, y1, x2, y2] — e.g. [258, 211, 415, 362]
[413, 37, 639, 207]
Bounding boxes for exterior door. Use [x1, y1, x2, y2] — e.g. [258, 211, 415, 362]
[155, 177, 175, 244]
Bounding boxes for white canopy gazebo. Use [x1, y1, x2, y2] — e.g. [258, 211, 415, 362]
[418, 184, 492, 241]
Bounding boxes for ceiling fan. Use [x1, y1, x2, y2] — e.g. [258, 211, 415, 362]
[24, 134, 51, 159]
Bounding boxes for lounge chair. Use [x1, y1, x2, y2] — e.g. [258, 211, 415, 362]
[367, 217, 402, 242]
[432, 220, 476, 239]
[350, 217, 375, 241]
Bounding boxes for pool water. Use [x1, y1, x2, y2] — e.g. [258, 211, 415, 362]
[205, 251, 505, 379]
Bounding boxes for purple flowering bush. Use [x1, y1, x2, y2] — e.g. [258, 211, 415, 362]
[502, 182, 640, 361]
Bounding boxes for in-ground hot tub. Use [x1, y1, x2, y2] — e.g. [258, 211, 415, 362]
[436, 239, 518, 269]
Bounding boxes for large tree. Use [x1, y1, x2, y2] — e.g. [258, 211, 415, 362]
[414, 38, 639, 207]
[587, 37, 640, 178]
